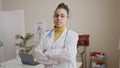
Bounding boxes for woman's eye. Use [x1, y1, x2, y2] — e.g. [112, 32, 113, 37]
[61, 15, 65, 18]
[54, 14, 66, 18]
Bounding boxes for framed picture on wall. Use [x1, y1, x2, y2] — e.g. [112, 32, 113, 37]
[34, 22, 46, 42]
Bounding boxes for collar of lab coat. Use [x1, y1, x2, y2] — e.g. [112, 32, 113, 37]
[48, 27, 68, 49]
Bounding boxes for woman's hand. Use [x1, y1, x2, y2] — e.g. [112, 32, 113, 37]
[42, 49, 47, 54]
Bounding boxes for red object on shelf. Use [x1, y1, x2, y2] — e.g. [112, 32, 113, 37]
[97, 62, 105, 65]
[90, 52, 101, 57]
[77, 35, 90, 46]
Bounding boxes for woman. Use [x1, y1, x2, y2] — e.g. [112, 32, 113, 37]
[35, 3, 78, 68]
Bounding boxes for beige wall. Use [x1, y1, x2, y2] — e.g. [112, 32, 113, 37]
[2, 0, 120, 68]
[118, 1, 120, 67]
[0, 0, 1, 10]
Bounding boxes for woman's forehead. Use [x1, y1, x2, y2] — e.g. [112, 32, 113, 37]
[54, 8, 67, 15]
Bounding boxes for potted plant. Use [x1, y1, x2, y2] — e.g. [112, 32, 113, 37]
[15, 33, 34, 54]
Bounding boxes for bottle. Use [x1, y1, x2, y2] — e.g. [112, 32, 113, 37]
[102, 53, 106, 59]
[100, 64, 106, 68]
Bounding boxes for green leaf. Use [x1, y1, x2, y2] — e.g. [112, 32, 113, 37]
[24, 33, 34, 41]
[15, 33, 34, 54]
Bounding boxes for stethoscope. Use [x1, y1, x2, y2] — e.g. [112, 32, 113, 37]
[46, 29, 68, 46]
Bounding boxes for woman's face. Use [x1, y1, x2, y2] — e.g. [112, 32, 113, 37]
[54, 8, 68, 28]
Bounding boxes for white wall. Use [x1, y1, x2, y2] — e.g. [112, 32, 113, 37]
[2, 0, 120, 68]
[0, 10, 25, 62]
[0, 0, 4, 63]
[0, 0, 1, 10]
[0, 10, 4, 63]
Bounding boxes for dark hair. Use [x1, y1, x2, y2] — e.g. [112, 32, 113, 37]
[55, 3, 70, 18]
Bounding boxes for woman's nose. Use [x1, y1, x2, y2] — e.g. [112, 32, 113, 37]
[57, 16, 62, 20]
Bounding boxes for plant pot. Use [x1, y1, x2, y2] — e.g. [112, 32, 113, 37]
[19, 53, 38, 65]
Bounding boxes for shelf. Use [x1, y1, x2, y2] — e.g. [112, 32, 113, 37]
[89, 52, 107, 68]
[90, 58, 107, 61]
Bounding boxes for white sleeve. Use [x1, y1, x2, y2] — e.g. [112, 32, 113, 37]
[45, 31, 78, 63]
[45, 49, 70, 63]
[35, 47, 58, 65]
[65, 31, 78, 59]
[35, 34, 58, 65]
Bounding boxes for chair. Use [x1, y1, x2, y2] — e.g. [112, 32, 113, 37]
[77, 35, 90, 68]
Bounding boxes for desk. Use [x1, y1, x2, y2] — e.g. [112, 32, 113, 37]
[0, 59, 44, 68]
[0, 59, 82, 68]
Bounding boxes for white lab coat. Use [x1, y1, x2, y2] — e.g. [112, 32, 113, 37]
[35, 28, 78, 68]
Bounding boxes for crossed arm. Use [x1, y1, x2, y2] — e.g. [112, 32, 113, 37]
[35, 33, 78, 65]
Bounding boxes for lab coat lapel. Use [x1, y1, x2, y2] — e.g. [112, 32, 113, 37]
[52, 28, 67, 49]
[44, 29, 54, 50]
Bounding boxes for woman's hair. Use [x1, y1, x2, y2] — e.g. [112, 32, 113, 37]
[54, 3, 70, 18]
